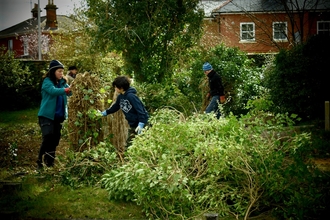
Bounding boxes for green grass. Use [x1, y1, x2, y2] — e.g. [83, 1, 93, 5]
[0, 108, 146, 219]
[0, 108, 39, 125]
[0, 175, 145, 219]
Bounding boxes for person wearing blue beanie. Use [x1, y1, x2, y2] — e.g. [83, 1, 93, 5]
[203, 62, 213, 71]
[203, 62, 225, 119]
[37, 60, 72, 169]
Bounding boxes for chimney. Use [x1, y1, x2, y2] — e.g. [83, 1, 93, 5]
[31, 3, 41, 19]
[44, 0, 58, 29]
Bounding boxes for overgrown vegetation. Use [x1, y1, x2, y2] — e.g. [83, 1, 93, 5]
[101, 108, 330, 219]
[1, 108, 330, 219]
[263, 35, 330, 121]
[0, 47, 45, 110]
[83, 0, 204, 83]
[2, 3, 330, 218]
[0, 109, 145, 219]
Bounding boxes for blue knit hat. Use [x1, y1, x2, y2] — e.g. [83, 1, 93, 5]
[48, 60, 64, 72]
[202, 62, 212, 71]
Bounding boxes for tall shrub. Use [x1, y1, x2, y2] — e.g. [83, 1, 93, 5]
[264, 35, 330, 121]
[188, 44, 264, 116]
[0, 48, 45, 110]
[84, 0, 204, 83]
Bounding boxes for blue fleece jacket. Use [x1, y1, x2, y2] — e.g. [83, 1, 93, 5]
[105, 87, 149, 127]
[38, 77, 71, 120]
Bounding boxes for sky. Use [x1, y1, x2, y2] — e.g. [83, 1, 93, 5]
[0, 0, 82, 31]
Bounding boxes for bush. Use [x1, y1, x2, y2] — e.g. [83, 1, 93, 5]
[185, 44, 264, 116]
[136, 82, 196, 116]
[101, 109, 327, 219]
[0, 48, 47, 110]
[263, 35, 330, 121]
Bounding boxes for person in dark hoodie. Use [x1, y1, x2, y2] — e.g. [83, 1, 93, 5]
[101, 75, 149, 148]
[37, 60, 72, 169]
[66, 66, 78, 85]
[203, 62, 225, 119]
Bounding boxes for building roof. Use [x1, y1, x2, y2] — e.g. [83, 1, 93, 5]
[0, 15, 73, 38]
[212, 0, 330, 14]
[198, 0, 228, 17]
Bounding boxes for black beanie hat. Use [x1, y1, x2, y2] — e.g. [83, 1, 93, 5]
[68, 66, 77, 71]
[49, 60, 64, 72]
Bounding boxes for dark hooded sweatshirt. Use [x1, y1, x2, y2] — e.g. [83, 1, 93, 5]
[207, 70, 224, 97]
[105, 87, 149, 128]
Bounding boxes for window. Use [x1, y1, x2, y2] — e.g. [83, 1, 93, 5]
[8, 39, 13, 52]
[240, 22, 255, 41]
[273, 22, 287, 41]
[317, 21, 330, 36]
[23, 37, 29, 56]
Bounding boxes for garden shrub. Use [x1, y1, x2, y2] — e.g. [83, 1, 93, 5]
[263, 35, 330, 121]
[0, 48, 46, 110]
[136, 82, 196, 116]
[187, 44, 264, 117]
[102, 108, 326, 219]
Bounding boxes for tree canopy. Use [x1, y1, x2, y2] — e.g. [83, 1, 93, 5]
[84, 0, 204, 83]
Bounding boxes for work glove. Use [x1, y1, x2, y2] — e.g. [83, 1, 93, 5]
[135, 122, 145, 135]
[220, 95, 226, 104]
[96, 110, 105, 117]
[64, 88, 70, 95]
[206, 93, 211, 100]
[101, 110, 107, 116]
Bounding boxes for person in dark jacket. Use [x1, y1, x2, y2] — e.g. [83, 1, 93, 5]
[37, 60, 72, 169]
[101, 76, 149, 148]
[66, 66, 78, 85]
[203, 62, 225, 119]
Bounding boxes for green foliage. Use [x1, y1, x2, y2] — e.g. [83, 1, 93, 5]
[84, 0, 204, 83]
[0, 47, 45, 110]
[0, 121, 40, 168]
[187, 44, 264, 116]
[0, 175, 145, 219]
[0, 108, 39, 125]
[263, 35, 330, 121]
[74, 109, 103, 147]
[57, 142, 119, 188]
[102, 109, 327, 219]
[68, 73, 107, 151]
[135, 82, 197, 116]
[49, 9, 124, 82]
[246, 98, 274, 113]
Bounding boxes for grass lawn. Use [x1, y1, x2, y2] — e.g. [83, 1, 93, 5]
[0, 108, 146, 219]
[0, 108, 39, 125]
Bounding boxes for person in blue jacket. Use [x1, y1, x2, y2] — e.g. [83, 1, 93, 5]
[102, 75, 149, 148]
[37, 60, 71, 169]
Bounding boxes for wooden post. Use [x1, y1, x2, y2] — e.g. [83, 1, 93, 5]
[325, 101, 329, 131]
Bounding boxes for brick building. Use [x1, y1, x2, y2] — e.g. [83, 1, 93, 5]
[201, 0, 330, 54]
[0, 0, 73, 59]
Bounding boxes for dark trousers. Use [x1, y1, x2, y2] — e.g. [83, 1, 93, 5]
[126, 126, 137, 149]
[126, 123, 150, 149]
[37, 116, 63, 167]
[205, 95, 221, 119]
